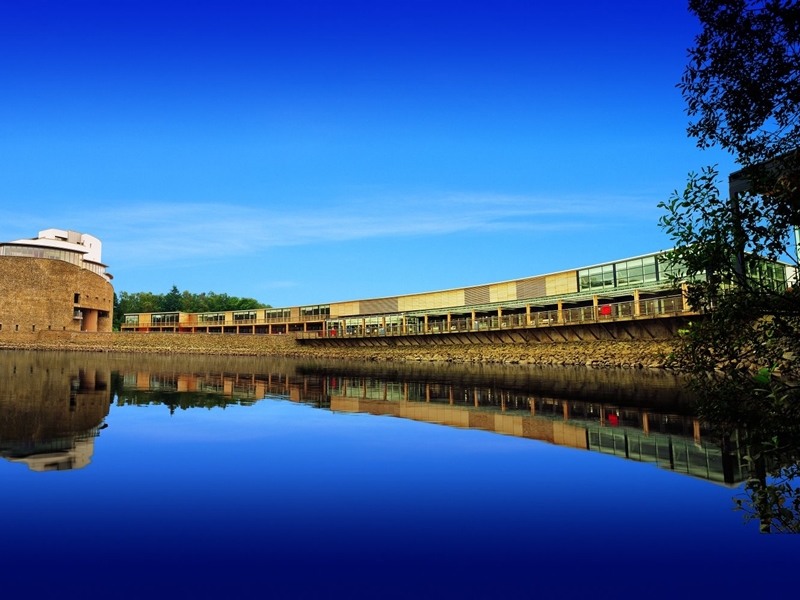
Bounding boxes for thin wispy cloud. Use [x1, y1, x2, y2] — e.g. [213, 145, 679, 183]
[1, 191, 660, 269]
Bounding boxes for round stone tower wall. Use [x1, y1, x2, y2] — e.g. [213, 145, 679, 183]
[0, 256, 114, 333]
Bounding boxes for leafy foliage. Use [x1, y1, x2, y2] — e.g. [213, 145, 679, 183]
[662, 0, 800, 532]
[681, 0, 800, 163]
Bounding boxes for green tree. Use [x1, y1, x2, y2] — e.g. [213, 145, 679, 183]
[680, 0, 800, 237]
[661, 0, 800, 531]
[161, 285, 182, 312]
[112, 287, 270, 329]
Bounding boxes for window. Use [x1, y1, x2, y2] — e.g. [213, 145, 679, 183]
[300, 305, 330, 318]
[747, 259, 787, 291]
[74, 293, 81, 303]
[265, 308, 291, 320]
[657, 255, 691, 281]
[198, 313, 225, 323]
[151, 313, 179, 325]
[578, 265, 615, 292]
[615, 257, 657, 287]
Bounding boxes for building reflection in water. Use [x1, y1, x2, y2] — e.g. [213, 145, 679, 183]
[0, 353, 111, 471]
[113, 361, 748, 486]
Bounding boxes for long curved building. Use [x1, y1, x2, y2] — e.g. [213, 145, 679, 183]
[0, 229, 114, 333]
[121, 248, 794, 338]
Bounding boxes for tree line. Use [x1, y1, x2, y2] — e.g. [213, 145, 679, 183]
[113, 285, 269, 330]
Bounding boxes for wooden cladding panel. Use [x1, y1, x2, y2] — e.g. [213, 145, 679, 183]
[489, 282, 517, 303]
[464, 286, 490, 305]
[516, 277, 546, 300]
[332, 301, 361, 318]
[545, 271, 578, 296]
[398, 289, 465, 312]
[360, 297, 399, 315]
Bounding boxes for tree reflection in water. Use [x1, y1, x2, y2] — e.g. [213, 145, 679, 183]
[694, 367, 800, 533]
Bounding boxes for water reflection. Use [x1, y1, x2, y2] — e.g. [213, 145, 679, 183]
[99, 354, 748, 486]
[0, 352, 111, 471]
[0, 351, 755, 488]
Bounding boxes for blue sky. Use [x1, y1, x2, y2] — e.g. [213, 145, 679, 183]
[0, 1, 737, 307]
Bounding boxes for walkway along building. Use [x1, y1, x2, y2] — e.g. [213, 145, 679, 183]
[121, 249, 794, 341]
[0, 229, 114, 333]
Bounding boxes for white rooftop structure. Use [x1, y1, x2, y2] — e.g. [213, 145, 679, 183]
[1, 228, 111, 281]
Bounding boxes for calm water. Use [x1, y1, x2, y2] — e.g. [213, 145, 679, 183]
[0, 350, 794, 598]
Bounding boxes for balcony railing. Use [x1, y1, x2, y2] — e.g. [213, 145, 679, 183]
[296, 295, 689, 340]
[121, 295, 689, 336]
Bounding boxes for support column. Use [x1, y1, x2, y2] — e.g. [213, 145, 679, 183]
[402, 316, 407, 335]
[471, 310, 477, 330]
[446, 312, 451, 332]
[681, 282, 690, 312]
[633, 289, 641, 317]
[642, 412, 650, 435]
[497, 307, 503, 328]
[592, 295, 599, 320]
[423, 314, 428, 333]
[557, 299, 563, 324]
[525, 304, 531, 326]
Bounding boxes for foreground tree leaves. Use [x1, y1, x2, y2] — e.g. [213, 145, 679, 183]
[664, 0, 800, 531]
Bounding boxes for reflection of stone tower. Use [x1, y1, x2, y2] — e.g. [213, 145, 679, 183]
[0, 353, 111, 472]
[6, 437, 96, 472]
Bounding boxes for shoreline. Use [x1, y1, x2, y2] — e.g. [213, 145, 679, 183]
[0, 331, 675, 369]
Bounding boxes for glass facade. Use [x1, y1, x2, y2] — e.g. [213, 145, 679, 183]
[1, 245, 82, 266]
[151, 313, 178, 324]
[300, 305, 330, 318]
[578, 264, 615, 291]
[233, 311, 257, 322]
[615, 256, 657, 287]
[265, 308, 290, 320]
[579, 252, 674, 292]
[198, 313, 225, 323]
[0, 244, 107, 278]
[657, 255, 688, 281]
[747, 258, 788, 290]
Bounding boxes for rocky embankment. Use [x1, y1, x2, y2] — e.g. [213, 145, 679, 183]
[0, 331, 675, 369]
